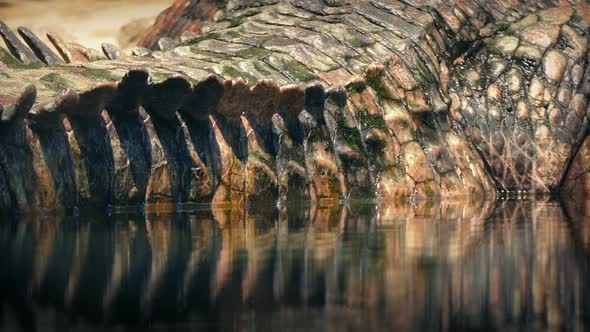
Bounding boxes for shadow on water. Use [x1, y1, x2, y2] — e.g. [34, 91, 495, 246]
[0, 199, 589, 331]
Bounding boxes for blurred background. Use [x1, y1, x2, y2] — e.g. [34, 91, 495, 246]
[0, 0, 172, 50]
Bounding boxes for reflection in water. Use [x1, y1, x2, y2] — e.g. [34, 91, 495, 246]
[0, 199, 589, 331]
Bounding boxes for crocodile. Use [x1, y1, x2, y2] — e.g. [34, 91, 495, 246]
[0, 0, 588, 214]
[134, 0, 227, 50]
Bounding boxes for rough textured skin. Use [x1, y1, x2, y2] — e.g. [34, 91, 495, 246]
[450, 4, 590, 193]
[0, 0, 588, 212]
[135, 0, 227, 50]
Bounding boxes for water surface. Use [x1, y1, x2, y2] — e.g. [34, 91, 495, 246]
[1, 199, 589, 331]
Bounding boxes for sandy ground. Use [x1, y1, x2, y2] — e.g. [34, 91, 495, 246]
[0, 0, 172, 51]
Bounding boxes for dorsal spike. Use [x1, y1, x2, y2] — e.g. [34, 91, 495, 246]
[143, 76, 193, 120]
[17, 27, 63, 65]
[0, 21, 40, 65]
[71, 43, 104, 61]
[101, 43, 121, 60]
[157, 37, 177, 51]
[0, 84, 37, 146]
[107, 68, 150, 115]
[278, 84, 306, 141]
[132, 46, 152, 57]
[326, 86, 347, 108]
[64, 83, 117, 117]
[305, 83, 326, 111]
[28, 89, 79, 129]
[279, 85, 305, 116]
[0, 45, 23, 66]
[1, 84, 37, 123]
[46, 32, 88, 63]
[218, 78, 250, 119]
[180, 74, 225, 121]
[248, 79, 280, 120]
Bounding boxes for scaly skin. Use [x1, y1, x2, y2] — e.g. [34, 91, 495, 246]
[0, 0, 588, 213]
[135, 0, 226, 50]
[450, 5, 590, 193]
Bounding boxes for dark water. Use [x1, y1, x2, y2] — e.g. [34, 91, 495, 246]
[1, 199, 589, 331]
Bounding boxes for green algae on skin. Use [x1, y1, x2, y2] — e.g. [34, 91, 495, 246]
[78, 68, 122, 82]
[40, 72, 76, 92]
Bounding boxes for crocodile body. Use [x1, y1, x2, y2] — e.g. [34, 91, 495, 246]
[0, 0, 589, 213]
[135, 0, 226, 50]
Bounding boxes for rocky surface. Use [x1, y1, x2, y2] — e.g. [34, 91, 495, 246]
[0, 0, 588, 213]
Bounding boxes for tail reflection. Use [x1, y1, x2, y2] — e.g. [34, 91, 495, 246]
[0, 198, 589, 331]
